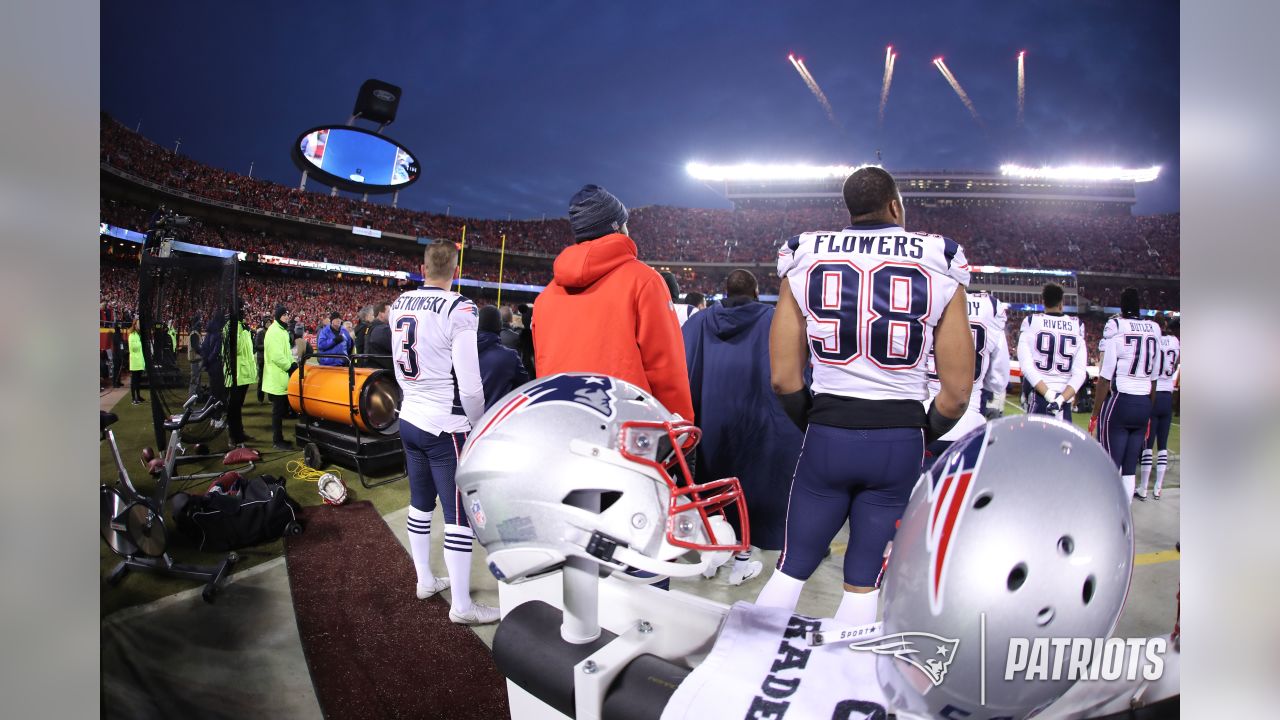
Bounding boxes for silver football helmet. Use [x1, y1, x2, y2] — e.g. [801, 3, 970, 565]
[455, 373, 749, 583]
[877, 415, 1134, 719]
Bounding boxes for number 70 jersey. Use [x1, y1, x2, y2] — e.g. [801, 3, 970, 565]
[777, 225, 970, 401]
[1100, 316, 1163, 395]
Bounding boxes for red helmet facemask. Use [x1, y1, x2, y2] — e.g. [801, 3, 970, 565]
[618, 419, 750, 553]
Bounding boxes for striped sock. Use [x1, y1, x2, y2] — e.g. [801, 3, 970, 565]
[1154, 450, 1169, 494]
[407, 507, 434, 587]
[443, 523, 475, 614]
[732, 551, 753, 574]
[1138, 449, 1153, 496]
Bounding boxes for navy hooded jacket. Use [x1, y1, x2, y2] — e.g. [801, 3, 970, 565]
[681, 298, 804, 551]
[478, 330, 530, 409]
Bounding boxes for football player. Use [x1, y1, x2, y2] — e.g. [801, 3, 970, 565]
[1016, 282, 1088, 421]
[924, 287, 1010, 460]
[1138, 316, 1180, 500]
[1090, 287, 1162, 501]
[391, 240, 498, 625]
[757, 166, 974, 628]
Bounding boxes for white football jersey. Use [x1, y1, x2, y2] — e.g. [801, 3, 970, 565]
[389, 285, 485, 434]
[1016, 312, 1088, 395]
[1155, 334, 1181, 392]
[777, 224, 970, 402]
[673, 303, 698, 327]
[927, 291, 1009, 412]
[1100, 316, 1163, 395]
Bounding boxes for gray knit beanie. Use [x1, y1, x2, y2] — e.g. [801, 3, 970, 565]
[568, 185, 629, 242]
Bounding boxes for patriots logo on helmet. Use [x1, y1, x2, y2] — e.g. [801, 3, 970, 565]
[465, 374, 619, 457]
[924, 426, 988, 615]
[522, 374, 617, 419]
[848, 632, 960, 686]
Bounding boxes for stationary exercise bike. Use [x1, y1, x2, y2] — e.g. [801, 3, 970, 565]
[100, 395, 238, 603]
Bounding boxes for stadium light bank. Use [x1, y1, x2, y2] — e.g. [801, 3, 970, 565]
[999, 164, 1161, 183]
[685, 162, 880, 182]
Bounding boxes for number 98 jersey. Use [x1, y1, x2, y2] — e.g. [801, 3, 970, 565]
[1100, 315, 1163, 395]
[777, 224, 970, 402]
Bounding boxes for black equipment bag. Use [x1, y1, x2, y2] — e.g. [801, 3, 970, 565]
[175, 475, 302, 552]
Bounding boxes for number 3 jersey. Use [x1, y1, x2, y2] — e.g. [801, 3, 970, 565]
[1155, 334, 1180, 392]
[389, 285, 485, 434]
[777, 224, 970, 407]
[926, 291, 1010, 426]
[1100, 315, 1163, 396]
[1015, 312, 1088, 396]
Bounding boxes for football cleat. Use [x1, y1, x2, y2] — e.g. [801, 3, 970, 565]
[450, 602, 500, 625]
[416, 576, 450, 600]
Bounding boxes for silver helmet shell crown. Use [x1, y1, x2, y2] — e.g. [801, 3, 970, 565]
[456, 373, 748, 584]
[878, 415, 1134, 719]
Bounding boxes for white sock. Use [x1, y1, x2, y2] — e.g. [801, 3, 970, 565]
[1138, 450, 1153, 495]
[1155, 450, 1169, 493]
[1122, 474, 1136, 501]
[443, 523, 475, 614]
[406, 507, 434, 587]
[834, 589, 880, 627]
[754, 570, 805, 611]
[732, 551, 753, 574]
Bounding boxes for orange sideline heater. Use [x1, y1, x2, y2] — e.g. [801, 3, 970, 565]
[289, 358, 405, 488]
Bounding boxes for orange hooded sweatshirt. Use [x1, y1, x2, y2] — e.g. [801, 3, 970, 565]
[533, 233, 694, 421]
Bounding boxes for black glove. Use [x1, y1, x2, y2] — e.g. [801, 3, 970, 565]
[777, 389, 812, 432]
[925, 403, 962, 445]
[287, 363, 298, 375]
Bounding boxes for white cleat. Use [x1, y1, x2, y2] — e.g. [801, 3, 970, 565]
[728, 560, 763, 586]
[450, 602, 501, 625]
[416, 576, 451, 600]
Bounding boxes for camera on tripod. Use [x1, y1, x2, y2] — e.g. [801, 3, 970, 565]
[144, 205, 195, 257]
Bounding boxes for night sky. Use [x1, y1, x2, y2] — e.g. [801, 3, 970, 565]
[101, 1, 1179, 219]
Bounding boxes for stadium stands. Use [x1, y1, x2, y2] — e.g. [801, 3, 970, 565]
[100, 115, 1179, 276]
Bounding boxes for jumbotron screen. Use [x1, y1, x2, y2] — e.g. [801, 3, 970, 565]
[293, 125, 420, 193]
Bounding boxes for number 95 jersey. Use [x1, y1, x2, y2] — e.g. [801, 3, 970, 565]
[778, 224, 970, 402]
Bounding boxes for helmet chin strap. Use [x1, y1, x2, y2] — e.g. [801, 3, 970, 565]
[610, 543, 711, 578]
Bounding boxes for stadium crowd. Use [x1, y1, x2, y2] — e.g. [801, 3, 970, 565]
[102, 115, 1178, 276]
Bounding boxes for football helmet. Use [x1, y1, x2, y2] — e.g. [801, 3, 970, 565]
[455, 373, 748, 583]
[877, 415, 1134, 719]
[317, 472, 348, 506]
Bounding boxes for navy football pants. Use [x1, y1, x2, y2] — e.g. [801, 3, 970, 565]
[1099, 391, 1153, 476]
[777, 424, 924, 587]
[400, 419, 468, 527]
[1146, 391, 1174, 451]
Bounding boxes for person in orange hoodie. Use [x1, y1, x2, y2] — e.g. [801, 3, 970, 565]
[533, 185, 694, 422]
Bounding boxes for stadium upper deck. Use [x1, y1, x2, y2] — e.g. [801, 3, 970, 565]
[712, 171, 1138, 212]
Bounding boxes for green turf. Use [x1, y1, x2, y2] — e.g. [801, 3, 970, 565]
[100, 385, 412, 617]
[999, 396, 1180, 456]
